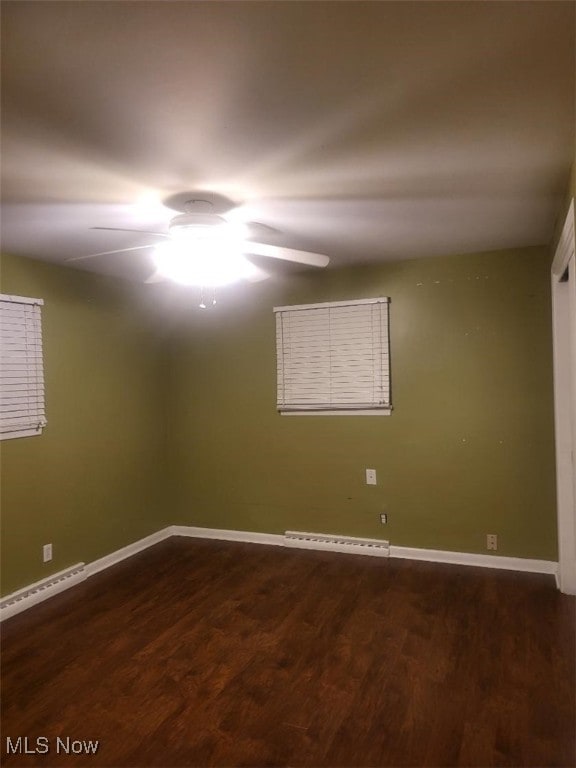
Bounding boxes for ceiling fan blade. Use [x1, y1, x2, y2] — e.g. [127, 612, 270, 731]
[91, 227, 168, 237]
[67, 244, 157, 262]
[243, 221, 281, 239]
[243, 241, 329, 268]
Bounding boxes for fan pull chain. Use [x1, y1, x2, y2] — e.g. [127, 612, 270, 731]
[199, 287, 217, 309]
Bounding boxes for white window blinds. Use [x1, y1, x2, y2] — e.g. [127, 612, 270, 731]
[274, 297, 391, 413]
[0, 294, 46, 440]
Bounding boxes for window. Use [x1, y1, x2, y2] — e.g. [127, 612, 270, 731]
[0, 294, 46, 440]
[274, 297, 391, 415]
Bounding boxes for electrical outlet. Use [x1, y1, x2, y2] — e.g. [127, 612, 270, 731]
[366, 468, 377, 485]
[380, 513, 387, 524]
[43, 543, 52, 562]
[486, 534, 498, 551]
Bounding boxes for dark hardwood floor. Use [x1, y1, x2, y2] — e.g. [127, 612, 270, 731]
[1, 537, 574, 767]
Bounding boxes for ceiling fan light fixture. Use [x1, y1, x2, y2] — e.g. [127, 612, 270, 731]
[152, 239, 259, 287]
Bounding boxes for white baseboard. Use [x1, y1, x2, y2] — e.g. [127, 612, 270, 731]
[172, 527, 557, 575]
[86, 527, 173, 576]
[389, 545, 557, 575]
[171, 525, 284, 547]
[1, 525, 559, 621]
[0, 527, 173, 622]
[172, 526, 390, 558]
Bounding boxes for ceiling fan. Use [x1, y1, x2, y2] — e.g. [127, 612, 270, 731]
[68, 191, 329, 289]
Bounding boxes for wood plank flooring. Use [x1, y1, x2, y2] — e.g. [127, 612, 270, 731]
[1, 537, 574, 767]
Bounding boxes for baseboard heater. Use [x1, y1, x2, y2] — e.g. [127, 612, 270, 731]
[284, 531, 389, 557]
[0, 563, 86, 621]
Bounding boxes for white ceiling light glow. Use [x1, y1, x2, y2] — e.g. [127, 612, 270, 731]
[152, 235, 260, 287]
[64, 191, 330, 289]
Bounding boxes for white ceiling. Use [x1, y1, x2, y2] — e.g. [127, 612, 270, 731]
[1, 1, 574, 282]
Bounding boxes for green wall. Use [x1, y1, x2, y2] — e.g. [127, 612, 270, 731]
[0, 254, 169, 595]
[0, 244, 559, 595]
[167, 246, 558, 560]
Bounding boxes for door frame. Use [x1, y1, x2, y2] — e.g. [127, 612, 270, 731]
[551, 199, 576, 594]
